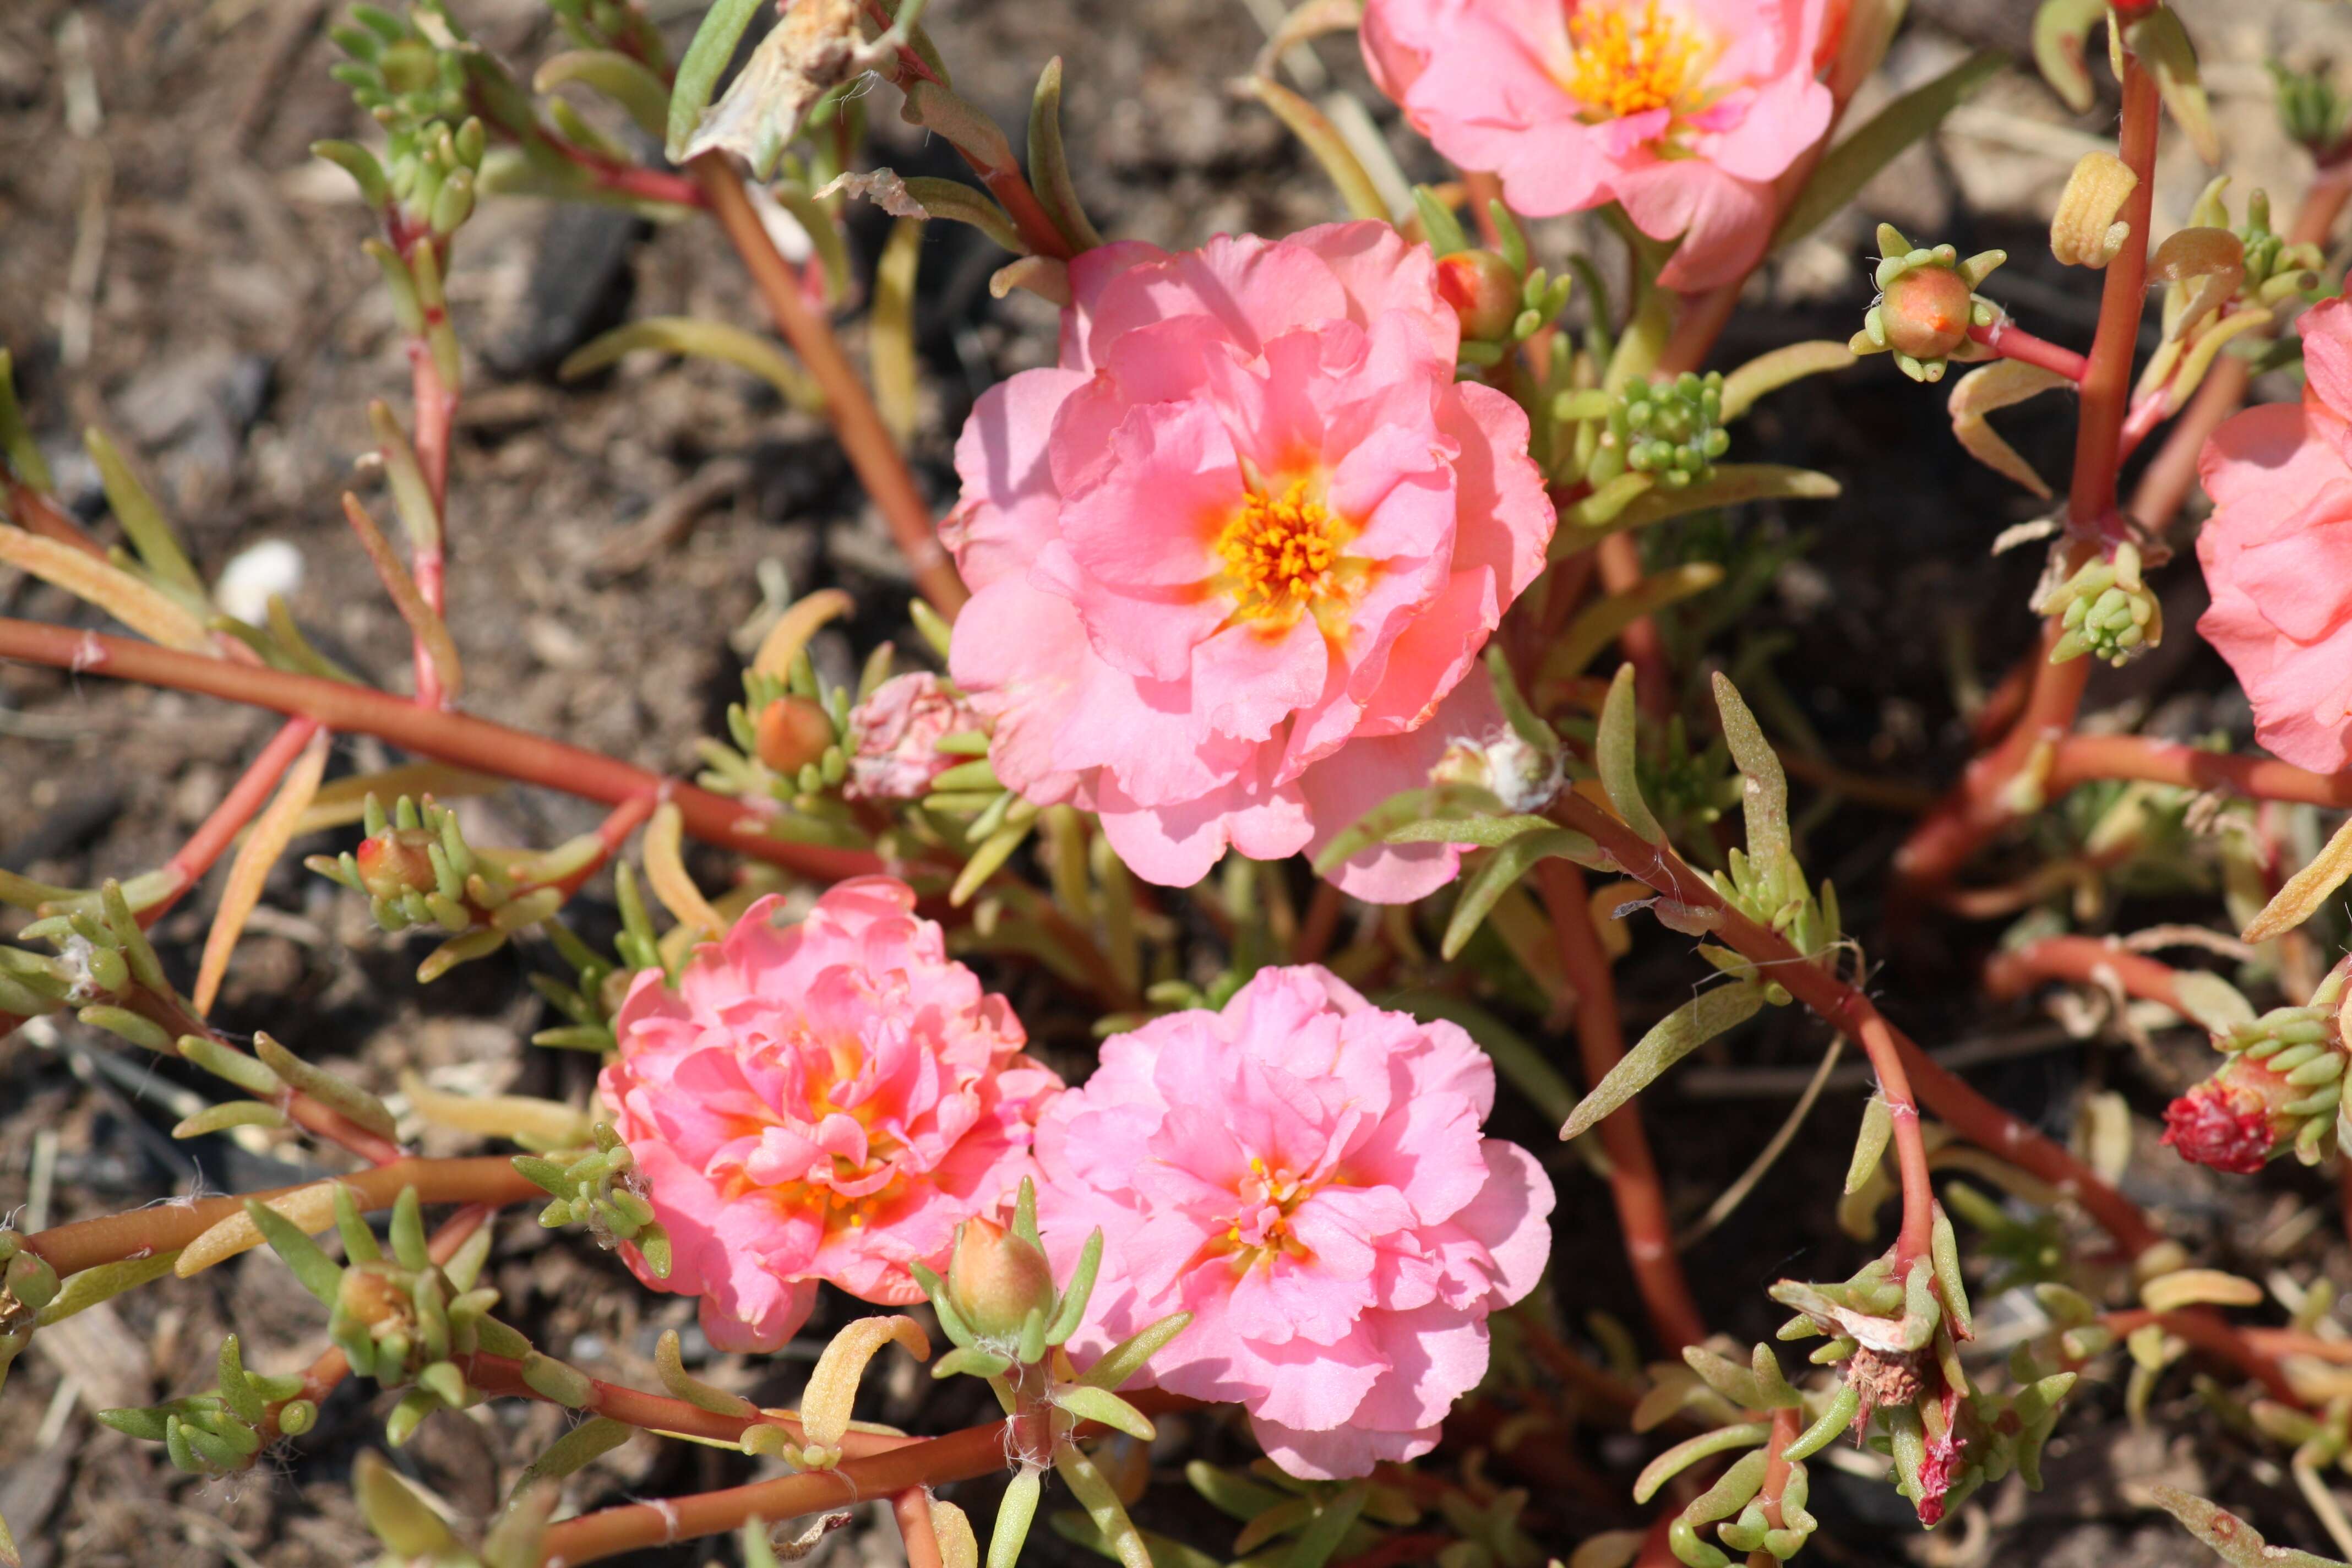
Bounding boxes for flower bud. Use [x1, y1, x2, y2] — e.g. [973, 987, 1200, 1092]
[339, 1262, 415, 1331]
[2164, 992, 2350, 1173]
[945, 1216, 1057, 1341]
[755, 695, 836, 776]
[1878, 265, 1976, 361]
[355, 827, 439, 902]
[1436, 250, 1522, 342]
[843, 674, 982, 802]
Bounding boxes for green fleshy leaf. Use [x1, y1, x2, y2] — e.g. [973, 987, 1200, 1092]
[1440, 828, 1607, 960]
[1562, 982, 1767, 1141]
[665, 0, 765, 161]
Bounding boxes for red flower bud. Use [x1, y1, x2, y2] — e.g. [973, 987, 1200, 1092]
[755, 695, 835, 776]
[945, 1216, 1057, 1341]
[1878, 265, 1975, 360]
[355, 827, 439, 902]
[2161, 1079, 2283, 1174]
[1436, 250, 1522, 342]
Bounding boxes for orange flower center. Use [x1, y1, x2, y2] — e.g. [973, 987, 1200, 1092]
[1565, 1, 1706, 121]
[1215, 480, 1348, 626]
[1222, 1156, 1318, 1268]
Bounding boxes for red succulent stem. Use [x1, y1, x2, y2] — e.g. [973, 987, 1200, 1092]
[2068, 55, 2160, 526]
[19, 1155, 542, 1277]
[1537, 858, 1708, 1352]
[2048, 733, 2352, 809]
[1892, 48, 2162, 903]
[2102, 1309, 2300, 1403]
[1967, 319, 2088, 383]
[692, 155, 969, 619]
[0, 618, 885, 882]
[1749, 1403, 1804, 1568]
[1983, 934, 2185, 1012]
[891, 1489, 945, 1568]
[543, 132, 711, 209]
[1549, 791, 2165, 1257]
[141, 716, 325, 926]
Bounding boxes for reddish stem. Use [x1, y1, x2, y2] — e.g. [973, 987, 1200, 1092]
[0, 618, 884, 881]
[1751, 1403, 1803, 1567]
[20, 1155, 542, 1277]
[2068, 56, 2160, 525]
[1595, 532, 1674, 719]
[1551, 791, 2164, 1256]
[1983, 934, 2184, 1011]
[892, 1490, 945, 1568]
[2103, 1309, 2300, 1404]
[1968, 319, 2089, 383]
[2049, 732, 2352, 809]
[2115, 388, 2169, 463]
[543, 133, 711, 209]
[1859, 1015, 1937, 1272]
[1537, 858, 1707, 1352]
[1333, 1535, 1451, 1568]
[141, 716, 324, 925]
[693, 156, 967, 619]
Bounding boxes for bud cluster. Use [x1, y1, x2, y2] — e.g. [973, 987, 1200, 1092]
[1, 876, 170, 1025]
[308, 793, 598, 981]
[97, 1335, 317, 1476]
[514, 1123, 674, 1277]
[2038, 542, 2163, 667]
[1586, 372, 1730, 491]
[2164, 965, 2349, 1173]
[2271, 62, 2351, 160]
[319, 5, 488, 244]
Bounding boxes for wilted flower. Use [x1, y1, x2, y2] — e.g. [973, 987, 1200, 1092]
[843, 673, 982, 801]
[598, 879, 1063, 1351]
[1032, 965, 1554, 1478]
[2196, 295, 2352, 774]
[2162, 967, 2350, 1173]
[941, 222, 1554, 900]
[1360, 0, 1837, 288]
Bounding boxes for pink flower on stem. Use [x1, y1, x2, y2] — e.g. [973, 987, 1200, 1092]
[2196, 295, 2352, 775]
[1360, 0, 1837, 289]
[1031, 965, 1555, 1479]
[597, 878, 1061, 1352]
[942, 221, 1554, 900]
[843, 672, 982, 801]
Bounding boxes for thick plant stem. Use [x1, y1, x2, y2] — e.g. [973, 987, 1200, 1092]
[142, 716, 324, 925]
[0, 618, 885, 881]
[2049, 732, 2352, 809]
[692, 155, 968, 620]
[1892, 52, 2161, 902]
[1537, 859, 1707, 1352]
[535, 1398, 1179, 1566]
[2068, 56, 2159, 526]
[20, 1155, 542, 1277]
[1858, 1015, 1936, 1272]
[2103, 1309, 2299, 1403]
[1549, 791, 2165, 1257]
[892, 1490, 945, 1568]
[1983, 935, 2185, 1012]
[1750, 1404, 1803, 1568]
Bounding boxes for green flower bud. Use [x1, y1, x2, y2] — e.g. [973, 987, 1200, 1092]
[945, 1216, 1058, 1343]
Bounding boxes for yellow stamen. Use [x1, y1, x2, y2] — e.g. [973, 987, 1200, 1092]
[1215, 480, 1345, 624]
[1565, 1, 1704, 121]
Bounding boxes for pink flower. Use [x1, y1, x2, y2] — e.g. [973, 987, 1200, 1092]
[1361, 0, 1836, 289]
[1032, 966, 1554, 1478]
[597, 878, 1061, 1352]
[942, 222, 1554, 900]
[843, 673, 982, 801]
[2196, 296, 2352, 775]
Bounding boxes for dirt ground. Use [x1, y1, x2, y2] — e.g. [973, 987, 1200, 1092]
[3, 0, 2352, 1564]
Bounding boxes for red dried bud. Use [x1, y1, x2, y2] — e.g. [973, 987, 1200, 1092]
[1879, 265, 1975, 360]
[1436, 249, 1522, 342]
[2160, 1080, 2280, 1174]
[755, 695, 835, 775]
[355, 827, 439, 902]
[945, 1216, 1057, 1341]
